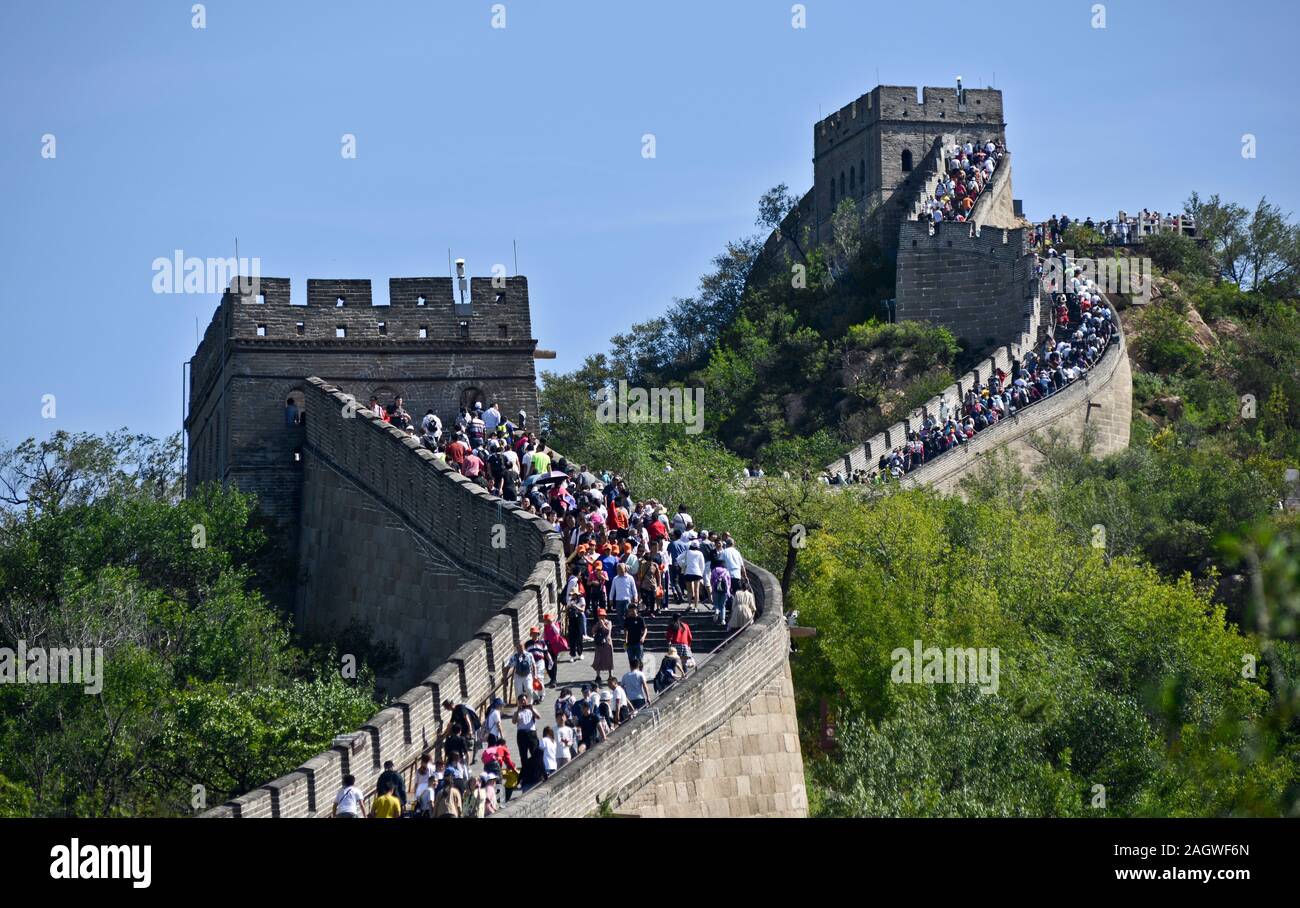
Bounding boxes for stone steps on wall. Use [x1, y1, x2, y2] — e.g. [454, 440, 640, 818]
[638, 611, 734, 653]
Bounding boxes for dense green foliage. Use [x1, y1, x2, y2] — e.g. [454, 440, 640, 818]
[795, 489, 1297, 817]
[541, 186, 965, 472]
[0, 432, 382, 816]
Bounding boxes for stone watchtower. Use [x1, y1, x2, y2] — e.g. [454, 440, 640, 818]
[185, 272, 541, 548]
[811, 84, 1007, 250]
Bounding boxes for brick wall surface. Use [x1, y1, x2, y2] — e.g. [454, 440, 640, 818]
[895, 219, 1033, 346]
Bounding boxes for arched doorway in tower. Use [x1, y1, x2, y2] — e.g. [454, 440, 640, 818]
[285, 387, 305, 428]
[460, 386, 484, 413]
[901, 149, 913, 172]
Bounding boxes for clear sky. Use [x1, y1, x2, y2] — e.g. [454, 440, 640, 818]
[2, 0, 1296, 446]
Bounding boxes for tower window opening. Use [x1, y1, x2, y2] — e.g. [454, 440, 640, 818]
[416, 295, 426, 306]
[336, 296, 345, 308]
[902, 149, 914, 172]
[418, 326, 428, 339]
[256, 324, 266, 336]
[296, 321, 305, 335]
[336, 325, 346, 338]
[377, 321, 387, 335]
[498, 324, 508, 338]
[459, 321, 470, 339]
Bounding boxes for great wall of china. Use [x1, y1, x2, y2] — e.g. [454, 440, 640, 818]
[195, 84, 1131, 818]
[203, 379, 806, 817]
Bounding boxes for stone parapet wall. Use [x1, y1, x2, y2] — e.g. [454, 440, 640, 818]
[493, 560, 805, 818]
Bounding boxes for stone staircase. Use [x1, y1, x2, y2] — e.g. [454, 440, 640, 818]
[639, 608, 733, 654]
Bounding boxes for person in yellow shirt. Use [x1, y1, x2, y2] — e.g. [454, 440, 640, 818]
[371, 782, 403, 818]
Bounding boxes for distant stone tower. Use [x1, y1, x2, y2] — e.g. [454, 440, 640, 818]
[810, 83, 1008, 250]
[185, 272, 541, 544]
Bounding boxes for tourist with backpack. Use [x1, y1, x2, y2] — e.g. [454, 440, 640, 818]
[332, 774, 366, 818]
[510, 640, 539, 702]
[638, 545, 664, 615]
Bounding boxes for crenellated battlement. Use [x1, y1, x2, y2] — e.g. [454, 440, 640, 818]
[185, 271, 542, 547]
[808, 84, 1008, 253]
[197, 275, 535, 346]
[814, 85, 1004, 155]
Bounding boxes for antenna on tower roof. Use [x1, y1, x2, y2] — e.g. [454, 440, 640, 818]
[513, 239, 518, 276]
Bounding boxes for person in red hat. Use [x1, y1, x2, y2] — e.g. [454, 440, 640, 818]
[591, 608, 615, 684]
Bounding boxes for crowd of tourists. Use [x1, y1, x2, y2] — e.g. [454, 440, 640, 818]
[327, 400, 757, 817]
[1035, 209, 1197, 248]
[827, 260, 1116, 486]
[924, 139, 1008, 224]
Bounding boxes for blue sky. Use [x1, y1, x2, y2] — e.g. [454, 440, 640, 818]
[2, 0, 1296, 446]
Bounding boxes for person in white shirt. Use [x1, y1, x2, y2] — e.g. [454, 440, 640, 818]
[540, 727, 558, 777]
[484, 697, 504, 743]
[719, 538, 745, 584]
[421, 409, 442, 439]
[609, 564, 639, 624]
[332, 775, 366, 818]
[513, 695, 540, 765]
[554, 715, 576, 768]
[413, 753, 434, 798]
[413, 783, 435, 817]
[608, 677, 631, 724]
[680, 542, 706, 608]
[483, 403, 502, 434]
